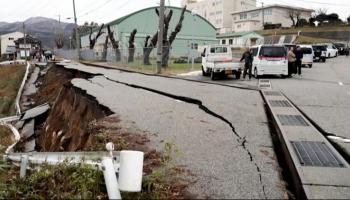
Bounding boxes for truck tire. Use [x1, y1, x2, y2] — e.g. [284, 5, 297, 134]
[235, 71, 241, 79]
[202, 66, 208, 76]
[254, 68, 259, 79]
[211, 70, 216, 80]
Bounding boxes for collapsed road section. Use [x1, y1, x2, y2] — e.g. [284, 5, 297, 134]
[49, 62, 287, 199]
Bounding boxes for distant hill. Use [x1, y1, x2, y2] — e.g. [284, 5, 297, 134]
[0, 17, 75, 49]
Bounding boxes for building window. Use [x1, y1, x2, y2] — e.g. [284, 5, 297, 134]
[229, 39, 233, 45]
[8, 37, 14, 40]
[222, 39, 226, 45]
[216, 11, 222, 15]
[250, 11, 259, 18]
[240, 13, 247, 20]
[264, 9, 272, 16]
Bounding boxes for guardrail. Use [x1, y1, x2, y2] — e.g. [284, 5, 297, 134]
[4, 144, 144, 200]
[15, 62, 31, 115]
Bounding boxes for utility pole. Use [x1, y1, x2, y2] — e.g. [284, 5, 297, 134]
[156, 0, 165, 74]
[73, 0, 80, 60]
[23, 23, 27, 62]
[261, 2, 265, 28]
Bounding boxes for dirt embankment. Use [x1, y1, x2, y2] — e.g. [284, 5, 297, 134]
[34, 64, 112, 151]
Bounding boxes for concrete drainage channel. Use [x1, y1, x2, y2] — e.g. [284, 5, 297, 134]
[259, 79, 350, 199]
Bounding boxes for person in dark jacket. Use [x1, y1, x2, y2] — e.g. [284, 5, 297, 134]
[295, 47, 304, 77]
[240, 48, 253, 80]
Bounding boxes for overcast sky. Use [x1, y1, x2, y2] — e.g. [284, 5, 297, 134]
[0, 0, 349, 24]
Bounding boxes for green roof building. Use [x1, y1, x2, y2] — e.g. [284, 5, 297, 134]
[80, 6, 218, 57]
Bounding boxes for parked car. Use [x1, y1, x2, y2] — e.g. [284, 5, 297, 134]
[201, 45, 243, 80]
[298, 45, 314, 68]
[333, 43, 346, 55]
[323, 43, 338, 58]
[312, 45, 327, 62]
[250, 45, 288, 78]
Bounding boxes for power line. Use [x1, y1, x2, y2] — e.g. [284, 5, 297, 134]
[77, 0, 113, 18]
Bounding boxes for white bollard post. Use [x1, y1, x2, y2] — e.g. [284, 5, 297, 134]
[118, 151, 144, 192]
[102, 157, 122, 200]
[20, 155, 29, 179]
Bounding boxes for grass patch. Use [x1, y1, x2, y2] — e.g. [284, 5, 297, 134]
[295, 35, 340, 44]
[86, 58, 202, 75]
[0, 64, 26, 117]
[0, 162, 107, 199]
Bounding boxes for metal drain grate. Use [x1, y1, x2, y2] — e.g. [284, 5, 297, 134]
[277, 115, 309, 126]
[264, 91, 281, 96]
[269, 100, 292, 107]
[260, 80, 270, 83]
[260, 84, 271, 88]
[291, 141, 345, 167]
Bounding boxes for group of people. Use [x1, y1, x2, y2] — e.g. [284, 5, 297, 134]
[287, 47, 304, 78]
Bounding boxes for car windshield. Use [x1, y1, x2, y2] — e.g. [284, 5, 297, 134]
[313, 46, 327, 51]
[301, 48, 312, 54]
[259, 47, 286, 57]
[334, 43, 345, 48]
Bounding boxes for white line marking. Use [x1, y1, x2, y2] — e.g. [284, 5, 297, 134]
[339, 82, 344, 86]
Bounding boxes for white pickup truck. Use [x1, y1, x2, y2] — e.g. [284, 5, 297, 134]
[201, 45, 243, 80]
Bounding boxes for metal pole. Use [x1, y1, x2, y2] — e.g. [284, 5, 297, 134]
[73, 0, 80, 60]
[261, 2, 265, 28]
[102, 158, 122, 199]
[156, 0, 165, 74]
[191, 13, 195, 71]
[23, 23, 27, 62]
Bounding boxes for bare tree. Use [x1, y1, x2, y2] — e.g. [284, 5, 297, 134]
[102, 36, 109, 61]
[55, 34, 64, 49]
[164, 6, 186, 67]
[128, 29, 137, 63]
[107, 25, 121, 62]
[143, 32, 158, 65]
[89, 24, 104, 49]
[142, 6, 187, 66]
[287, 9, 301, 27]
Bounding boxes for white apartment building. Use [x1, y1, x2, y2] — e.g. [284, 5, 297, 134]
[231, 4, 314, 32]
[0, 31, 23, 55]
[181, 0, 257, 33]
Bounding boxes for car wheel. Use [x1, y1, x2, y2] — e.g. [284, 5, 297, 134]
[322, 58, 326, 63]
[335, 53, 338, 57]
[211, 70, 216, 80]
[254, 68, 258, 79]
[309, 64, 312, 68]
[202, 66, 208, 76]
[328, 53, 331, 58]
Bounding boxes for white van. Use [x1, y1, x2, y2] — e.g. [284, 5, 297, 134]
[298, 45, 314, 68]
[201, 45, 243, 80]
[250, 45, 288, 78]
[323, 43, 338, 58]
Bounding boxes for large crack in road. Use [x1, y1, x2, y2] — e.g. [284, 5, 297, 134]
[99, 74, 268, 199]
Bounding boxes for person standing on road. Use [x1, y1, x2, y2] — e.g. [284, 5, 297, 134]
[295, 47, 303, 78]
[240, 48, 253, 80]
[287, 47, 296, 77]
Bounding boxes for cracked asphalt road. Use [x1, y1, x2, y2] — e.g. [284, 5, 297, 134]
[61, 63, 287, 199]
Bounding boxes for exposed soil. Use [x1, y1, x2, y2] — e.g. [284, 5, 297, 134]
[85, 115, 195, 199]
[28, 64, 194, 198]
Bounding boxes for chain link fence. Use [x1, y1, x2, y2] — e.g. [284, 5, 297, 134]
[55, 45, 202, 74]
